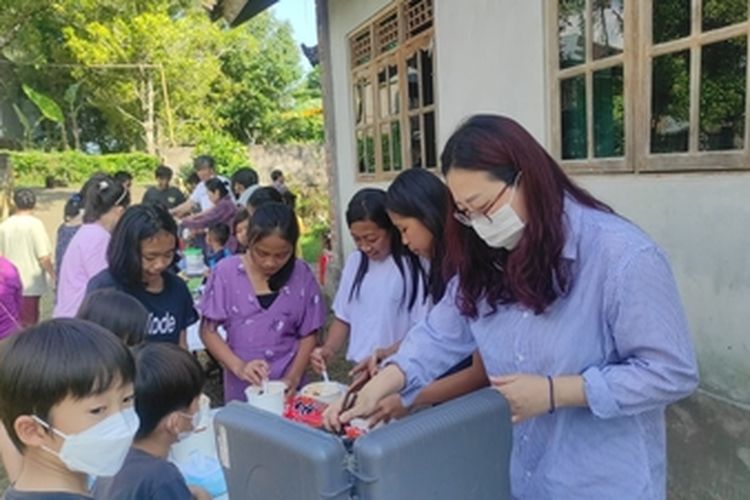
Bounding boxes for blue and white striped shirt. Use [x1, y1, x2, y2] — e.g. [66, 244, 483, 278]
[391, 199, 698, 499]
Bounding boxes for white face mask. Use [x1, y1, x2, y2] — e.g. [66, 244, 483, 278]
[470, 179, 525, 250]
[34, 407, 139, 477]
[177, 394, 210, 442]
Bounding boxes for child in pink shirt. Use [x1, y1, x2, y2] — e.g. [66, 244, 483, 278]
[54, 176, 129, 317]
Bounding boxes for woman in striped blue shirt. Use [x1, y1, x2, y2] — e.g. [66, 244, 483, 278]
[326, 114, 698, 499]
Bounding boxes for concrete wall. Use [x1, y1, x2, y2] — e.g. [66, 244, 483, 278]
[159, 144, 326, 187]
[326, 0, 750, 496]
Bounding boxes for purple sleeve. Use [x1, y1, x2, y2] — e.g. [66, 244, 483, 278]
[198, 266, 229, 323]
[182, 200, 235, 230]
[296, 263, 327, 337]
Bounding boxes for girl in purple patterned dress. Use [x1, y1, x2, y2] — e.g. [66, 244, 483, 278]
[199, 202, 326, 403]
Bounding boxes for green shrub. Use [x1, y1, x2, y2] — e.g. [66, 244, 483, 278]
[5, 150, 159, 187]
[192, 131, 249, 177]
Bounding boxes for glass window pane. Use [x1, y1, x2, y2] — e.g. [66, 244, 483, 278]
[410, 115, 422, 167]
[378, 69, 388, 119]
[593, 65, 624, 157]
[703, 0, 747, 32]
[354, 82, 364, 125]
[388, 65, 399, 115]
[653, 0, 691, 44]
[381, 124, 392, 171]
[424, 111, 436, 167]
[357, 130, 366, 173]
[700, 37, 747, 151]
[407, 53, 420, 110]
[420, 48, 434, 106]
[391, 121, 403, 171]
[651, 50, 690, 153]
[592, 0, 624, 59]
[560, 75, 588, 159]
[366, 128, 376, 174]
[364, 79, 374, 123]
[558, 0, 586, 69]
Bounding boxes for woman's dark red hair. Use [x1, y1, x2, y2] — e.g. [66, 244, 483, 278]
[441, 114, 612, 317]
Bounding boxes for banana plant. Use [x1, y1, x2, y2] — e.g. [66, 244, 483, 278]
[20, 84, 70, 149]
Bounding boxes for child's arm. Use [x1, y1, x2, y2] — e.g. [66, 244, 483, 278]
[282, 334, 317, 394]
[200, 319, 269, 384]
[189, 485, 212, 500]
[310, 318, 350, 374]
[369, 352, 489, 426]
[349, 340, 402, 379]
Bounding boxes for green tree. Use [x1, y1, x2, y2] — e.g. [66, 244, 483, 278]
[62, 7, 228, 153]
[219, 13, 303, 144]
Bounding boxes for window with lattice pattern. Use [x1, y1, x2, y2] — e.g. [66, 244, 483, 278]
[349, 1, 437, 181]
[405, 0, 433, 38]
[351, 29, 372, 68]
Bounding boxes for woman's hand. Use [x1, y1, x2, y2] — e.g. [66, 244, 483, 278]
[368, 393, 409, 426]
[490, 374, 553, 424]
[234, 359, 270, 386]
[322, 384, 380, 432]
[310, 346, 334, 374]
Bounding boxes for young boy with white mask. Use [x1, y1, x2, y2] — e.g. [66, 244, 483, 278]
[0, 318, 139, 500]
[93, 343, 211, 500]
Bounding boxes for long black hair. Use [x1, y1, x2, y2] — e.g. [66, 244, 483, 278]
[246, 202, 298, 292]
[83, 174, 130, 223]
[346, 188, 422, 311]
[386, 169, 459, 304]
[107, 204, 178, 289]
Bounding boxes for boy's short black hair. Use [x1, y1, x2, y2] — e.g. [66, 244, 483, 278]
[193, 155, 215, 171]
[247, 186, 282, 209]
[13, 189, 36, 210]
[231, 167, 258, 190]
[270, 169, 284, 182]
[133, 343, 205, 440]
[114, 171, 133, 184]
[77, 289, 150, 346]
[155, 165, 173, 180]
[208, 223, 230, 246]
[0, 319, 135, 451]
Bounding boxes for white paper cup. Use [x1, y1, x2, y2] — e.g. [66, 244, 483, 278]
[244, 381, 287, 415]
[300, 381, 344, 404]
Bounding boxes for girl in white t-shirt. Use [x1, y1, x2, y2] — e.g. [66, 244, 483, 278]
[311, 188, 427, 373]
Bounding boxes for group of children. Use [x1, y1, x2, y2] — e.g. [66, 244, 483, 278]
[0, 155, 492, 497]
[0, 318, 212, 500]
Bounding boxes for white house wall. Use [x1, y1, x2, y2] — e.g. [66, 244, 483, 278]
[327, 1, 749, 406]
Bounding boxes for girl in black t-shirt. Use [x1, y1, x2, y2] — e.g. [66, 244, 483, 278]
[87, 205, 198, 348]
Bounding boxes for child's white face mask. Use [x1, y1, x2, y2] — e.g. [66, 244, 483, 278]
[33, 407, 139, 477]
[177, 394, 210, 442]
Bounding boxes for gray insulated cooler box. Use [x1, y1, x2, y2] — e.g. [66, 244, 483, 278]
[212, 388, 512, 500]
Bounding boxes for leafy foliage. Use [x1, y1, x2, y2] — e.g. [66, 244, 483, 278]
[6, 150, 159, 186]
[0, 1, 323, 151]
[192, 131, 249, 177]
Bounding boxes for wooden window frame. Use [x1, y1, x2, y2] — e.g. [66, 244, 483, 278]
[349, 0, 437, 182]
[548, 0, 750, 173]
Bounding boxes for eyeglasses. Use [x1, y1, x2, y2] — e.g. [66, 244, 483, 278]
[453, 182, 513, 226]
